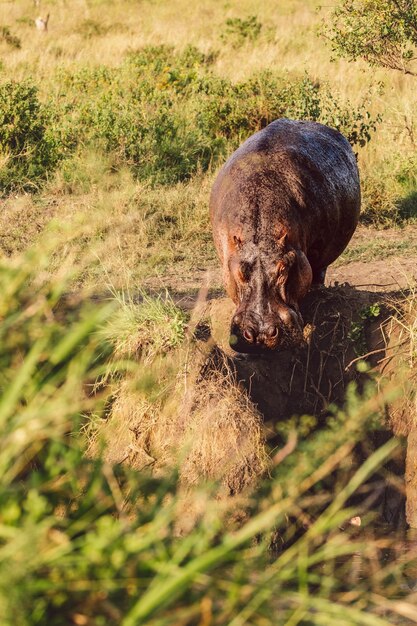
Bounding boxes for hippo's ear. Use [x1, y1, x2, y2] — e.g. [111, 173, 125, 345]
[286, 249, 313, 303]
[294, 250, 313, 298]
[276, 248, 296, 285]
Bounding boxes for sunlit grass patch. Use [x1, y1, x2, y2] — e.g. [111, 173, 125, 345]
[336, 237, 417, 266]
[103, 289, 188, 362]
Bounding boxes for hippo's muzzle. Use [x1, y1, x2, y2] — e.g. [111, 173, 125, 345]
[229, 304, 304, 354]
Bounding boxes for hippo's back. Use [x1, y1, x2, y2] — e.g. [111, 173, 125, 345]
[210, 119, 360, 271]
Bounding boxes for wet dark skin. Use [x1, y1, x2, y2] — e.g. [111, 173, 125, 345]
[227, 234, 312, 353]
[210, 119, 360, 354]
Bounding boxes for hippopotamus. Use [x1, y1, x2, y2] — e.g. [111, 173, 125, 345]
[210, 118, 361, 354]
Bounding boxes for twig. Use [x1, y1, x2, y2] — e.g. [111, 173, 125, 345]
[344, 342, 404, 371]
[303, 302, 321, 392]
[288, 360, 299, 394]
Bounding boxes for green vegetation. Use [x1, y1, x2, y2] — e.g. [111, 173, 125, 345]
[348, 303, 381, 355]
[1, 2, 417, 623]
[221, 15, 263, 47]
[322, 2, 417, 223]
[1, 45, 378, 192]
[323, 0, 417, 76]
[0, 26, 21, 49]
[103, 289, 188, 361]
[0, 81, 63, 192]
[0, 244, 414, 625]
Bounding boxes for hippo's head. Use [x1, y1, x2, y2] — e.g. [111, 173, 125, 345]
[227, 233, 312, 353]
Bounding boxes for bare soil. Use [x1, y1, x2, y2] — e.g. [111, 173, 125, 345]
[143, 225, 417, 301]
[329, 258, 417, 292]
[328, 224, 416, 290]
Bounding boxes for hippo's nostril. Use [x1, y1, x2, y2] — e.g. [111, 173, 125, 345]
[268, 326, 279, 340]
[243, 328, 255, 343]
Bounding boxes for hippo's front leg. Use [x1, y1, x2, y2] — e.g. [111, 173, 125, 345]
[312, 267, 327, 286]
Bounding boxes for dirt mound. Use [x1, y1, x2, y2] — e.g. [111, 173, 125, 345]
[95, 347, 268, 495]
[379, 295, 417, 525]
[210, 286, 383, 423]
[94, 284, 417, 524]
[110, 362, 267, 489]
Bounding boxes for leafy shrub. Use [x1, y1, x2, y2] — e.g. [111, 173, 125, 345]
[0, 26, 21, 49]
[76, 18, 126, 39]
[0, 81, 64, 193]
[393, 154, 417, 221]
[322, 0, 417, 76]
[396, 152, 417, 191]
[49, 45, 379, 186]
[77, 18, 108, 38]
[221, 15, 263, 47]
[0, 46, 379, 192]
[196, 72, 380, 150]
[126, 44, 216, 72]
[16, 16, 34, 26]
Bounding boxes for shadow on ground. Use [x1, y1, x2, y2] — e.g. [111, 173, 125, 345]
[398, 190, 417, 221]
[96, 282, 416, 530]
[204, 284, 413, 529]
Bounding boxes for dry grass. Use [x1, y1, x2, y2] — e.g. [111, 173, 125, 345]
[0, 158, 215, 286]
[1, 0, 417, 286]
[95, 335, 269, 504]
[381, 285, 417, 437]
[173, 360, 268, 494]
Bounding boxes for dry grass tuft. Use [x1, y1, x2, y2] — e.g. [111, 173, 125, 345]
[96, 340, 269, 499]
[172, 361, 269, 495]
[382, 288, 417, 437]
[95, 382, 159, 469]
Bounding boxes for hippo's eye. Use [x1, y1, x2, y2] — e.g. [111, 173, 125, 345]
[233, 235, 243, 250]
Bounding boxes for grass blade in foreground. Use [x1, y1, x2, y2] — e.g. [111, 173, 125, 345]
[124, 439, 398, 626]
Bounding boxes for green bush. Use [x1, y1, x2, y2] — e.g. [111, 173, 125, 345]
[77, 18, 108, 38]
[50, 45, 379, 186]
[221, 15, 263, 47]
[196, 72, 379, 149]
[322, 0, 417, 76]
[0, 46, 380, 192]
[0, 81, 64, 193]
[0, 26, 21, 49]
